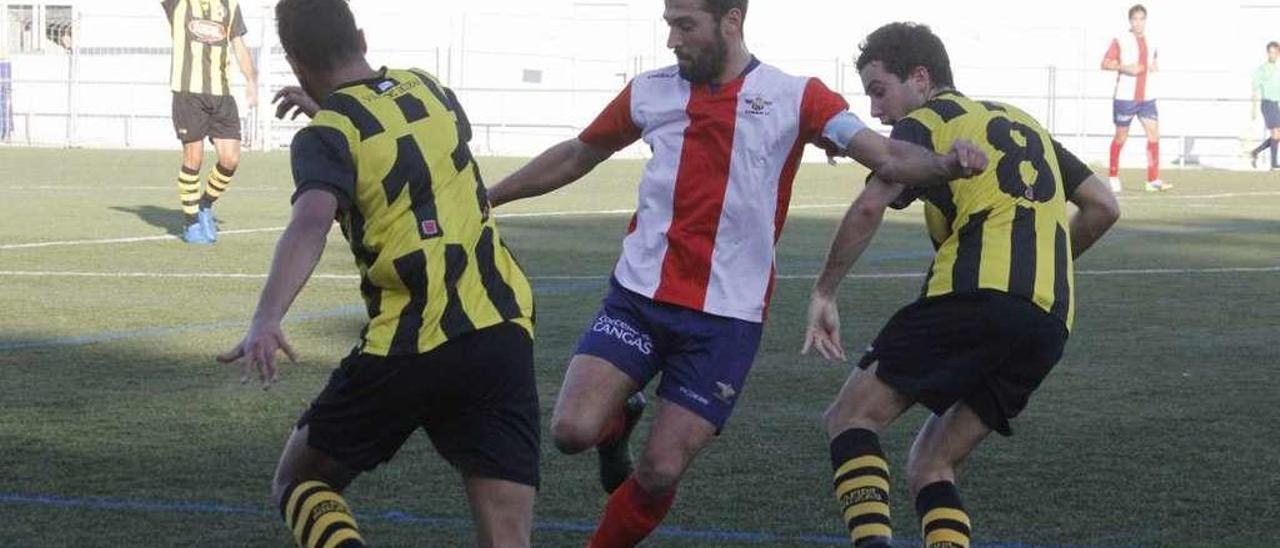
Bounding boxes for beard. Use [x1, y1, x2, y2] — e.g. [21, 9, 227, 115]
[676, 33, 729, 84]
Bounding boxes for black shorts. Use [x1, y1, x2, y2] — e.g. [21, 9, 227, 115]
[857, 290, 1068, 436]
[1262, 100, 1280, 130]
[298, 322, 540, 487]
[171, 92, 241, 143]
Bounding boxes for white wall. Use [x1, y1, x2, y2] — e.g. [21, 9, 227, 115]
[6, 0, 1280, 167]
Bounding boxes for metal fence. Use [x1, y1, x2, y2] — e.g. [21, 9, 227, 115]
[0, 7, 1269, 170]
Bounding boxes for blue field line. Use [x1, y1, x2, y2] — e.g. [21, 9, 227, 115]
[0, 492, 1092, 546]
[0, 279, 610, 352]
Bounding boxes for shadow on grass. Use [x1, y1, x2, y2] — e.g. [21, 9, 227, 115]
[110, 205, 187, 237]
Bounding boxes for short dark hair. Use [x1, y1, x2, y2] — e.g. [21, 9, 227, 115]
[703, 0, 747, 21]
[1268, 41, 1280, 51]
[275, 0, 363, 71]
[855, 22, 954, 89]
[1128, 4, 1146, 19]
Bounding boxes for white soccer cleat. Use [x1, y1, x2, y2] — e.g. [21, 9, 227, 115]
[1144, 179, 1172, 192]
[1108, 176, 1123, 193]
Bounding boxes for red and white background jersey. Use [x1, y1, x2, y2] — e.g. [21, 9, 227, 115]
[1104, 32, 1159, 101]
[578, 59, 850, 322]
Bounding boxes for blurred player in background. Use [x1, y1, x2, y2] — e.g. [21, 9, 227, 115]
[803, 22, 1119, 548]
[162, 0, 257, 243]
[1102, 4, 1168, 192]
[218, 0, 539, 546]
[1249, 41, 1280, 170]
[487, 1, 984, 545]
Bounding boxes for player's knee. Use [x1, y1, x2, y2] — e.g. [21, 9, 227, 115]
[906, 455, 949, 496]
[219, 153, 241, 172]
[635, 451, 686, 495]
[182, 152, 203, 170]
[476, 525, 531, 548]
[549, 415, 595, 455]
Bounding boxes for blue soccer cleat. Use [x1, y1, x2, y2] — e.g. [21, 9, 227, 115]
[183, 221, 213, 245]
[197, 207, 218, 242]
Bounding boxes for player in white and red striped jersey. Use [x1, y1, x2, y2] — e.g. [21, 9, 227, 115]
[1101, 3, 1169, 193]
[487, 1, 985, 545]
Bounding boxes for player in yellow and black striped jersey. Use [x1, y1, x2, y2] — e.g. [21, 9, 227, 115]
[161, 0, 257, 244]
[801, 23, 1120, 548]
[217, 2, 538, 547]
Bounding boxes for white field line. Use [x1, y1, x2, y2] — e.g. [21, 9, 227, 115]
[0, 205, 847, 251]
[0, 227, 288, 250]
[1116, 191, 1280, 200]
[0, 185, 290, 192]
[1, 265, 1275, 282]
[2, 191, 1275, 251]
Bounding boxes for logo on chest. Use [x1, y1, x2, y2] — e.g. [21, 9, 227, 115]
[187, 0, 229, 44]
[744, 95, 773, 116]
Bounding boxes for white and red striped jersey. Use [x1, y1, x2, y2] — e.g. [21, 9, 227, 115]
[1103, 32, 1158, 101]
[579, 59, 850, 322]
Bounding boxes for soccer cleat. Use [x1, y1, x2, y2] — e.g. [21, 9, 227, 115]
[1145, 179, 1172, 192]
[1251, 151, 1259, 169]
[197, 207, 218, 242]
[598, 392, 646, 494]
[1108, 176, 1123, 193]
[183, 222, 213, 244]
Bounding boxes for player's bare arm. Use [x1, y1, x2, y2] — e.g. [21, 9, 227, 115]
[231, 36, 258, 108]
[217, 190, 337, 388]
[801, 176, 906, 362]
[843, 129, 987, 186]
[486, 138, 612, 207]
[1066, 175, 1121, 258]
[1102, 56, 1145, 76]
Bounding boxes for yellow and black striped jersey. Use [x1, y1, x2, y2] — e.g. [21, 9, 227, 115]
[290, 67, 535, 356]
[162, 0, 246, 96]
[890, 91, 1093, 330]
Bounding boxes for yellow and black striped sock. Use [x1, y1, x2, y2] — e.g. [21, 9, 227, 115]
[279, 480, 367, 548]
[200, 163, 235, 209]
[177, 166, 201, 224]
[916, 481, 971, 548]
[830, 428, 892, 547]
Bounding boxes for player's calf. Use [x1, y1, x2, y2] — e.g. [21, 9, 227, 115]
[597, 392, 646, 493]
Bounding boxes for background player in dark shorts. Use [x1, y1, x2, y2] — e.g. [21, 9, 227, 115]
[162, 0, 258, 244]
[1249, 41, 1280, 170]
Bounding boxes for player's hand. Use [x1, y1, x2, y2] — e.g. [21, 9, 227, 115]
[947, 140, 988, 178]
[1121, 63, 1145, 76]
[801, 292, 846, 362]
[245, 84, 259, 109]
[273, 86, 320, 121]
[217, 319, 298, 390]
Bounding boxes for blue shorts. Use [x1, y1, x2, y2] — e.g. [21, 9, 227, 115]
[575, 278, 763, 431]
[1262, 100, 1280, 130]
[1113, 99, 1158, 126]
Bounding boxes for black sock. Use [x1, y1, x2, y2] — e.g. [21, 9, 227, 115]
[830, 428, 892, 547]
[1253, 138, 1274, 156]
[200, 163, 236, 209]
[279, 480, 367, 548]
[177, 166, 201, 225]
[916, 481, 971, 548]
